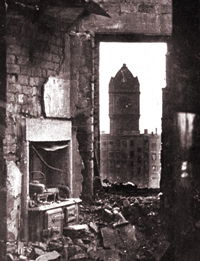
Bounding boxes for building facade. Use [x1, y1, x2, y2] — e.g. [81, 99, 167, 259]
[100, 65, 161, 188]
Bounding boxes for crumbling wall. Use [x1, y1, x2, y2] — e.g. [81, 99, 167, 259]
[79, 0, 172, 35]
[70, 33, 94, 201]
[4, 11, 66, 254]
[161, 0, 200, 243]
[2, 11, 86, 259]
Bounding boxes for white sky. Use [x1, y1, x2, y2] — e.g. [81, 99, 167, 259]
[99, 42, 167, 135]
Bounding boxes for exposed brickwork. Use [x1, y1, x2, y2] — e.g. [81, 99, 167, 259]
[79, 0, 172, 35]
[5, 13, 65, 163]
[71, 34, 94, 201]
[4, 12, 67, 257]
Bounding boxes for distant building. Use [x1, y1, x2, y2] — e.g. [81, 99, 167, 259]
[100, 64, 161, 188]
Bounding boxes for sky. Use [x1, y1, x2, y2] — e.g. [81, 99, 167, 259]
[99, 42, 167, 135]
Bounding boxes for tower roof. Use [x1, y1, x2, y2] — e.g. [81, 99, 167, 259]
[112, 64, 139, 89]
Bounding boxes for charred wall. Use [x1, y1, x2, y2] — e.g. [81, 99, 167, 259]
[161, 0, 200, 243]
[0, 1, 7, 258]
[1, 10, 90, 259]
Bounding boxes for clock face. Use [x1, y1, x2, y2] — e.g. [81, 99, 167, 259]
[117, 97, 132, 112]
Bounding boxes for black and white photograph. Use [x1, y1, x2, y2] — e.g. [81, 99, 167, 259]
[0, 0, 199, 260]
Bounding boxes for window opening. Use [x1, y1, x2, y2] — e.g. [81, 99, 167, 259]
[100, 42, 166, 188]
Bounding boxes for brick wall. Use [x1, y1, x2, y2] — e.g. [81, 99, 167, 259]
[2, 12, 96, 258]
[3, 12, 67, 253]
[78, 0, 172, 35]
[70, 33, 94, 201]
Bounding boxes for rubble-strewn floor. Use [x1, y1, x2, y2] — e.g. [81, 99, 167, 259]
[77, 191, 170, 261]
[12, 189, 172, 261]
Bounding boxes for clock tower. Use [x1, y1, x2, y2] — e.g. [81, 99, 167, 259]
[109, 64, 140, 135]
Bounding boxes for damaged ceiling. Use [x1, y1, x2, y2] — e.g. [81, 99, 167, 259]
[7, 0, 111, 31]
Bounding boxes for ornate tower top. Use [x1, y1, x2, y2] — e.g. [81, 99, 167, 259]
[109, 64, 139, 92]
[109, 64, 140, 135]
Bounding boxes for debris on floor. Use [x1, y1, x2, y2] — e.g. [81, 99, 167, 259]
[9, 190, 170, 261]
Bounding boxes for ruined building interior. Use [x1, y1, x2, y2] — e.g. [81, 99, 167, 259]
[1, 0, 200, 260]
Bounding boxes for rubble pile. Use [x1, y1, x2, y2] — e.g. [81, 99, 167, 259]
[9, 191, 170, 261]
[78, 192, 170, 261]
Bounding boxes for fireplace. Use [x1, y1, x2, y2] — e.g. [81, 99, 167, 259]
[21, 118, 81, 242]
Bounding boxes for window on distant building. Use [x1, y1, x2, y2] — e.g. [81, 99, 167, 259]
[137, 156, 142, 164]
[122, 160, 127, 166]
[122, 151, 127, 159]
[130, 161, 134, 167]
[102, 141, 107, 146]
[144, 140, 148, 150]
[137, 147, 142, 153]
[102, 162, 107, 172]
[116, 140, 120, 147]
[109, 152, 114, 158]
[151, 153, 156, 160]
[102, 150, 107, 158]
[116, 151, 120, 158]
[109, 160, 114, 172]
[116, 160, 120, 168]
[130, 150, 134, 158]
[130, 140, 134, 146]
[123, 140, 127, 147]
[109, 141, 114, 147]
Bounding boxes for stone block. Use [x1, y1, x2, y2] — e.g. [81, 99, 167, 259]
[58, 47, 64, 56]
[47, 69, 56, 77]
[7, 45, 27, 56]
[45, 62, 55, 71]
[68, 253, 88, 261]
[17, 55, 29, 65]
[34, 251, 60, 261]
[53, 63, 60, 71]
[29, 77, 44, 87]
[7, 74, 17, 83]
[6, 36, 18, 45]
[56, 37, 61, 46]
[22, 86, 32, 95]
[120, 3, 131, 13]
[32, 86, 39, 96]
[88, 249, 120, 261]
[41, 68, 47, 77]
[32, 67, 42, 77]
[100, 224, 137, 250]
[100, 227, 124, 249]
[115, 224, 137, 251]
[52, 54, 60, 63]
[7, 93, 15, 103]
[51, 44, 59, 54]
[17, 75, 29, 85]
[7, 83, 22, 93]
[7, 64, 20, 74]
[43, 52, 52, 62]
[7, 54, 16, 64]
[20, 66, 31, 75]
